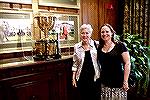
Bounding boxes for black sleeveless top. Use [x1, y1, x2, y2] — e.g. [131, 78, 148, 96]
[79, 50, 95, 84]
[97, 42, 128, 88]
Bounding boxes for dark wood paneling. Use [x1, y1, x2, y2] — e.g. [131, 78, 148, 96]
[80, 0, 118, 40]
[80, 0, 99, 40]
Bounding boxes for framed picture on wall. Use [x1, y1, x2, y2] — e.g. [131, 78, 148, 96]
[38, 0, 80, 9]
[0, 11, 33, 53]
[52, 14, 79, 48]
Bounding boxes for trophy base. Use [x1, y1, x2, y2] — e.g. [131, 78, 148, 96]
[33, 55, 46, 61]
[53, 54, 61, 59]
[33, 54, 61, 61]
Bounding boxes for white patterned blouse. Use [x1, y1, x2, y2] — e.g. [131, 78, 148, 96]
[72, 39, 100, 82]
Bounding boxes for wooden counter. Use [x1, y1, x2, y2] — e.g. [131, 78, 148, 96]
[0, 56, 73, 100]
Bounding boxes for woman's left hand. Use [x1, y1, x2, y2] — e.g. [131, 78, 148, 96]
[123, 81, 129, 91]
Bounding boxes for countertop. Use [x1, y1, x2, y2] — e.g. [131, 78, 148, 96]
[0, 55, 73, 69]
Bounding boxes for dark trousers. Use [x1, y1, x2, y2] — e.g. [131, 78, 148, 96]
[77, 80, 100, 100]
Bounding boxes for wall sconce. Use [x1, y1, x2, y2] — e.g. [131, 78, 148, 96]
[105, 2, 113, 10]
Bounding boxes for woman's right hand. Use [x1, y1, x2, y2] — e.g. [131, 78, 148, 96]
[72, 71, 77, 87]
[72, 78, 77, 87]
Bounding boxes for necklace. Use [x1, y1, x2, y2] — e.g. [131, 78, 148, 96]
[102, 42, 114, 53]
[82, 44, 90, 51]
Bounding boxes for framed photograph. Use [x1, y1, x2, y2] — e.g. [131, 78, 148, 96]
[0, 11, 33, 53]
[39, 0, 80, 9]
[50, 14, 79, 48]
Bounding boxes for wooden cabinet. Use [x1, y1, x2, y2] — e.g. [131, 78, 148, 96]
[3, 73, 50, 100]
[0, 57, 73, 100]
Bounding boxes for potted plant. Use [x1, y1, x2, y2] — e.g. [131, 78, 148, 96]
[121, 33, 150, 97]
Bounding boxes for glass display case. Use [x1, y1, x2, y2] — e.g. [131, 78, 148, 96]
[0, 10, 79, 62]
[33, 13, 79, 59]
[0, 11, 34, 64]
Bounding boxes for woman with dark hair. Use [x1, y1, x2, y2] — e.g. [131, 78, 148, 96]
[97, 23, 131, 100]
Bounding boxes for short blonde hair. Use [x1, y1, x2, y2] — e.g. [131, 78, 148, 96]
[79, 24, 93, 34]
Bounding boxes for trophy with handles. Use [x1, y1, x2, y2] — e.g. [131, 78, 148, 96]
[36, 16, 55, 39]
[34, 15, 61, 60]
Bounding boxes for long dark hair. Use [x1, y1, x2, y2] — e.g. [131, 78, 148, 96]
[99, 23, 117, 48]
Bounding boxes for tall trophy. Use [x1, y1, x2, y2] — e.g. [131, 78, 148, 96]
[36, 16, 55, 39]
[34, 15, 61, 60]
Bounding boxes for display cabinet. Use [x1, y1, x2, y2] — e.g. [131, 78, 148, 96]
[0, 11, 34, 62]
[0, 56, 73, 100]
[33, 12, 79, 59]
[0, 0, 79, 62]
[0, 12, 78, 61]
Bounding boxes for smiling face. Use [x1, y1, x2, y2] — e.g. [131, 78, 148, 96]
[80, 28, 91, 43]
[100, 25, 113, 41]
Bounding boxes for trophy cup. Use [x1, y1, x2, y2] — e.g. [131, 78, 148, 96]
[36, 16, 55, 39]
[34, 15, 61, 60]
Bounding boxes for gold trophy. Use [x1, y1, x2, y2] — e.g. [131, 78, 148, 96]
[34, 15, 61, 60]
[36, 16, 55, 39]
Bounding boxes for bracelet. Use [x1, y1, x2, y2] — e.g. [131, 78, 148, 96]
[123, 81, 128, 85]
[123, 80, 128, 83]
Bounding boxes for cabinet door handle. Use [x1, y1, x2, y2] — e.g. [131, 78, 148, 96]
[58, 72, 62, 76]
[30, 95, 38, 100]
[31, 68, 34, 71]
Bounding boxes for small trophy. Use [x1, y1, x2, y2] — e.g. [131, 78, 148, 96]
[34, 15, 61, 60]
